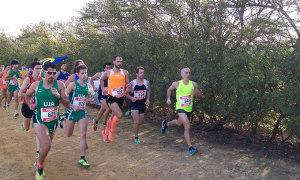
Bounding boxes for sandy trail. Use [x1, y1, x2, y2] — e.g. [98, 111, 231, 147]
[0, 105, 299, 180]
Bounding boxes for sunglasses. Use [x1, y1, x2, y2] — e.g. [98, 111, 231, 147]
[45, 71, 57, 75]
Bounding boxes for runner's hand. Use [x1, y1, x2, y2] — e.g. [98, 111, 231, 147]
[145, 99, 150, 106]
[93, 87, 98, 92]
[131, 97, 137, 102]
[29, 104, 37, 110]
[71, 104, 80, 112]
[166, 99, 171, 105]
[87, 97, 94, 104]
[51, 88, 60, 98]
[102, 87, 108, 94]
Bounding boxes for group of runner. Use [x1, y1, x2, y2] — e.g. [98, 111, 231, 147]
[1, 55, 201, 180]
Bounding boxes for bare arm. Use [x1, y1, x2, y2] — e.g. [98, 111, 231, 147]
[65, 82, 75, 97]
[5, 70, 11, 81]
[65, 74, 75, 87]
[146, 80, 151, 105]
[125, 70, 130, 87]
[57, 81, 70, 108]
[25, 81, 38, 110]
[125, 81, 134, 101]
[90, 72, 101, 91]
[166, 81, 179, 104]
[192, 82, 202, 98]
[18, 77, 30, 98]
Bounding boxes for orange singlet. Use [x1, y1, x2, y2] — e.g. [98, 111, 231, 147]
[108, 69, 125, 98]
[0, 71, 8, 90]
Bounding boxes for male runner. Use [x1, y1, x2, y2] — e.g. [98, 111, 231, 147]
[18, 61, 42, 159]
[161, 67, 201, 155]
[0, 64, 10, 109]
[19, 64, 28, 87]
[125, 67, 150, 144]
[90, 62, 111, 135]
[56, 62, 69, 83]
[100, 55, 129, 142]
[25, 62, 69, 180]
[60, 64, 93, 167]
[5, 59, 20, 116]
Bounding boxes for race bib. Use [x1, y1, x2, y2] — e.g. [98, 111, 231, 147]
[179, 95, 192, 107]
[3, 81, 8, 85]
[73, 97, 86, 110]
[41, 106, 59, 122]
[9, 78, 18, 86]
[112, 87, 124, 98]
[102, 87, 108, 96]
[134, 90, 146, 100]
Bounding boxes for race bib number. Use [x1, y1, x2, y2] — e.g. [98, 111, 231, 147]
[112, 87, 124, 98]
[179, 95, 192, 107]
[102, 87, 108, 96]
[41, 106, 59, 122]
[73, 97, 86, 110]
[134, 90, 146, 100]
[9, 78, 18, 86]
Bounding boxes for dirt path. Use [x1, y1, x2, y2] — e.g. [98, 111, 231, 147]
[0, 105, 299, 180]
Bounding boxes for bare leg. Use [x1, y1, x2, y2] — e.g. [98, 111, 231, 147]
[63, 119, 75, 137]
[78, 118, 88, 156]
[131, 110, 140, 137]
[34, 124, 53, 166]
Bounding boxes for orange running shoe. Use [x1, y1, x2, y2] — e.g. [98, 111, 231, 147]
[102, 130, 109, 143]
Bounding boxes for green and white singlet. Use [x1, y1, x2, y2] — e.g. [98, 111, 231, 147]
[8, 69, 20, 93]
[34, 80, 60, 133]
[66, 80, 89, 122]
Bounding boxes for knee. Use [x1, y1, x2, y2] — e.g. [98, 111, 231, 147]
[116, 113, 122, 119]
[183, 123, 191, 130]
[42, 143, 51, 152]
[80, 132, 87, 139]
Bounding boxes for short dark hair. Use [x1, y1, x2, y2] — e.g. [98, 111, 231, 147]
[44, 62, 56, 71]
[61, 61, 66, 65]
[30, 61, 42, 69]
[113, 55, 122, 61]
[136, 66, 144, 74]
[34, 58, 39, 62]
[11, 59, 19, 66]
[103, 62, 111, 69]
[5, 64, 10, 68]
[73, 59, 84, 73]
[76, 64, 87, 73]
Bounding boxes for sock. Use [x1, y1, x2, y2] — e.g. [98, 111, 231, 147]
[36, 160, 43, 169]
[110, 116, 120, 133]
[104, 118, 112, 135]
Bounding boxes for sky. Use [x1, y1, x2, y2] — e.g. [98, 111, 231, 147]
[0, 0, 93, 36]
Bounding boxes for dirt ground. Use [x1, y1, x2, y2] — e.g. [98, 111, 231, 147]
[0, 104, 300, 180]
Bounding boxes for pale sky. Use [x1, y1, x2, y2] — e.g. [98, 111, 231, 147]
[0, 0, 93, 36]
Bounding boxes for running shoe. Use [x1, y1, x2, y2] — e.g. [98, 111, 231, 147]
[59, 121, 63, 128]
[102, 130, 109, 143]
[6, 104, 9, 111]
[34, 161, 46, 177]
[92, 118, 98, 131]
[108, 130, 115, 142]
[189, 147, 198, 156]
[134, 138, 141, 144]
[125, 110, 130, 116]
[59, 113, 66, 121]
[77, 158, 90, 167]
[21, 123, 25, 131]
[14, 111, 19, 117]
[161, 120, 168, 134]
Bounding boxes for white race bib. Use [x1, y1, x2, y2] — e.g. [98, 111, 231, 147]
[179, 95, 192, 107]
[41, 106, 59, 122]
[73, 97, 86, 110]
[9, 78, 18, 86]
[134, 90, 146, 100]
[112, 87, 124, 98]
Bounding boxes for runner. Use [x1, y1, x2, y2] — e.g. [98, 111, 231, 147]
[125, 67, 150, 144]
[19, 61, 42, 131]
[90, 62, 111, 137]
[5, 59, 20, 116]
[60, 64, 94, 167]
[18, 61, 42, 160]
[0, 64, 10, 109]
[25, 62, 70, 180]
[161, 67, 201, 155]
[56, 61, 69, 83]
[100, 55, 129, 142]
